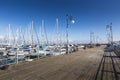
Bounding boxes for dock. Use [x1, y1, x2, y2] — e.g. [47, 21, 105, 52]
[0, 46, 120, 80]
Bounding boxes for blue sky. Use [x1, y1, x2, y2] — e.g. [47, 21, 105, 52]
[0, 0, 120, 43]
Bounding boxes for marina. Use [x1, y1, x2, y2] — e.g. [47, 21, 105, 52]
[0, 0, 120, 80]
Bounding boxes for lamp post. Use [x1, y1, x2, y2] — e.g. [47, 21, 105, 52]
[66, 14, 75, 54]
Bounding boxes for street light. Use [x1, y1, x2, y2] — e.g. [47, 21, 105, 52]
[66, 14, 75, 54]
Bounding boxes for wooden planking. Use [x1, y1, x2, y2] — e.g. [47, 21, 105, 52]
[0, 46, 120, 80]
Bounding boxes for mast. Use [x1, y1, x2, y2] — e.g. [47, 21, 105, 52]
[16, 29, 19, 46]
[19, 26, 22, 45]
[22, 29, 26, 45]
[56, 18, 59, 45]
[56, 18, 58, 36]
[11, 27, 15, 46]
[110, 23, 113, 44]
[41, 20, 44, 46]
[8, 24, 11, 46]
[31, 21, 34, 46]
[27, 24, 30, 45]
[106, 22, 113, 44]
[90, 32, 94, 45]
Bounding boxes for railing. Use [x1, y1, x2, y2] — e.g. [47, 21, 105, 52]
[0, 58, 15, 68]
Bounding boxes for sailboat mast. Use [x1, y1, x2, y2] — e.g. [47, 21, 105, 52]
[32, 21, 34, 46]
[56, 18, 58, 35]
[56, 18, 59, 45]
[41, 20, 44, 46]
[19, 26, 22, 45]
[27, 25, 29, 45]
[8, 24, 11, 46]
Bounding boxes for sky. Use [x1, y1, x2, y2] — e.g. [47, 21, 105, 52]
[0, 0, 120, 43]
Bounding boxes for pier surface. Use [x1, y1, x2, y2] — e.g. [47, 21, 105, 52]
[0, 46, 120, 80]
